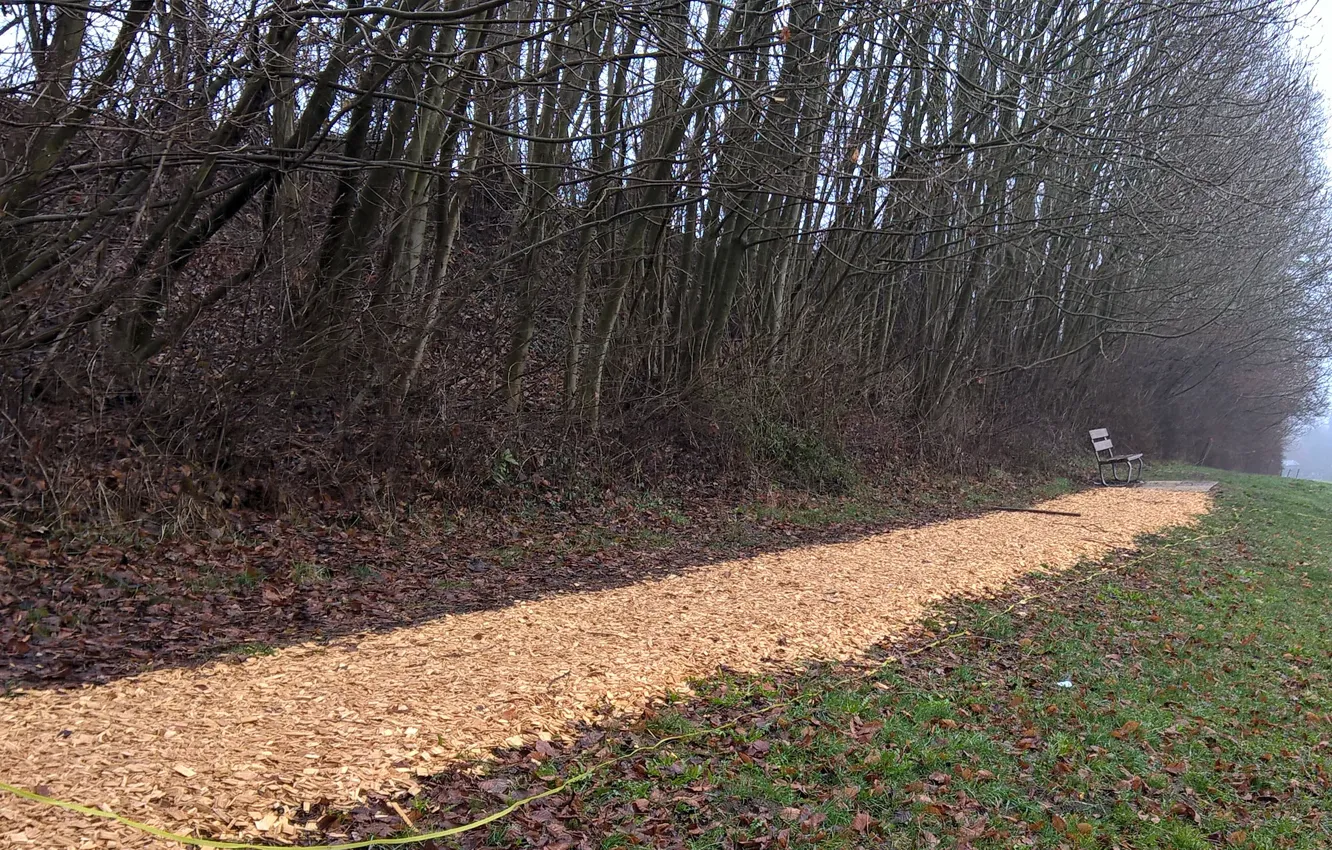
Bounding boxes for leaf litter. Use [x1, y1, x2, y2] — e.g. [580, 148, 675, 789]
[1, 472, 1058, 691]
[0, 488, 1210, 848]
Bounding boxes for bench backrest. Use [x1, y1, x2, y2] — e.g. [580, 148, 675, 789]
[1089, 428, 1115, 459]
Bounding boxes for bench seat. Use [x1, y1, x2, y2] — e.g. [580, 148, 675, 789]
[1089, 429, 1143, 485]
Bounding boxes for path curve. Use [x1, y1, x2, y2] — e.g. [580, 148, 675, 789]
[0, 487, 1210, 848]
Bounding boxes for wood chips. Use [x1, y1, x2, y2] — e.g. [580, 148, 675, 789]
[0, 488, 1211, 848]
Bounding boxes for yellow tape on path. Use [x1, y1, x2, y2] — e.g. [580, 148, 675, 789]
[0, 710, 775, 850]
[0, 774, 562, 849]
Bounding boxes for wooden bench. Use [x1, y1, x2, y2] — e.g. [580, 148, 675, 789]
[1089, 428, 1143, 485]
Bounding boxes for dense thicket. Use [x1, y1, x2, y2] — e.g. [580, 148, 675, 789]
[0, 0, 1328, 511]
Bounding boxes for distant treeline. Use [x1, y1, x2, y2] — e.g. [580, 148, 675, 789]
[1287, 425, 1332, 481]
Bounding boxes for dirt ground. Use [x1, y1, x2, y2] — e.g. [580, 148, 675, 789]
[0, 487, 1211, 848]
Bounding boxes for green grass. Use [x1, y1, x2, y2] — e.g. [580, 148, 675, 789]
[289, 559, 331, 584]
[407, 468, 1331, 849]
[1141, 460, 1227, 481]
[224, 641, 277, 659]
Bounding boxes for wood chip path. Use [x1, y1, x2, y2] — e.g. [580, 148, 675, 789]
[0, 487, 1211, 848]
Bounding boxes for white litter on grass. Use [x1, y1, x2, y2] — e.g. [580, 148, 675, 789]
[1055, 679, 1074, 688]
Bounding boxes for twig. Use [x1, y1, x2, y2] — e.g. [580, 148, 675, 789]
[991, 507, 1082, 517]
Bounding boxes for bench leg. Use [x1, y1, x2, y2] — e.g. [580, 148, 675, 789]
[1097, 457, 1143, 486]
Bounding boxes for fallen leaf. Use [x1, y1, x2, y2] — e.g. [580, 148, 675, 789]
[478, 778, 510, 796]
[851, 811, 873, 833]
[1170, 801, 1199, 823]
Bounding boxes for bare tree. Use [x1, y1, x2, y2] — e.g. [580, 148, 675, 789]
[0, 0, 1326, 501]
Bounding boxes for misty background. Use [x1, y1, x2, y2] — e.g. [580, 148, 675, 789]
[1284, 4, 1332, 478]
